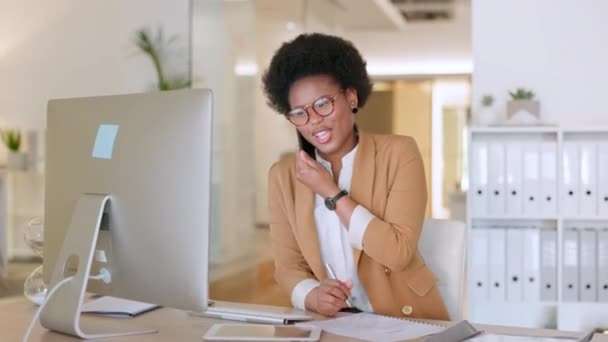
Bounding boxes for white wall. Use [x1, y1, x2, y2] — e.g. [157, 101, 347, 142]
[472, 0, 608, 126]
[192, 0, 257, 264]
[0, 0, 190, 131]
[343, 1, 471, 76]
[253, 5, 303, 224]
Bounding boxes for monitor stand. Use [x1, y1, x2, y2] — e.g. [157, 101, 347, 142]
[39, 194, 156, 339]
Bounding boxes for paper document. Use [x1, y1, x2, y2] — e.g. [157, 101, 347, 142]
[81, 296, 159, 317]
[300, 313, 445, 341]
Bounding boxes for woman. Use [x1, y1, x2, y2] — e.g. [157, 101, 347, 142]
[262, 33, 449, 320]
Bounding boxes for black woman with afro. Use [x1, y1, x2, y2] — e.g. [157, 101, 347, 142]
[264, 33, 449, 320]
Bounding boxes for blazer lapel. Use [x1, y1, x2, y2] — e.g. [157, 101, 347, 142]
[294, 174, 326, 280]
[350, 131, 376, 267]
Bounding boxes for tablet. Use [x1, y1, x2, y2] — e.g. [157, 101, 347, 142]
[203, 323, 321, 341]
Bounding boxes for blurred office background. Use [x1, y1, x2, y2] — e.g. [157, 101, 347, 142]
[1, 0, 608, 331]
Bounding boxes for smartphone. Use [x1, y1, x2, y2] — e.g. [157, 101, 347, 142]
[297, 131, 315, 159]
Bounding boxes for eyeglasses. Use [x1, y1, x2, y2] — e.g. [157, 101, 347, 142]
[285, 92, 342, 126]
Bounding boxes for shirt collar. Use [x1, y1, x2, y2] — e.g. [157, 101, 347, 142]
[315, 144, 359, 171]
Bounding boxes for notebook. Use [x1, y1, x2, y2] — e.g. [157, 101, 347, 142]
[81, 296, 160, 318]
[299, 313, 449, 341]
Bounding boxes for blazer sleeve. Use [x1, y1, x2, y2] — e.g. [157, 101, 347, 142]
[361, 138, 428, 271]
[268, 163, 316, 295]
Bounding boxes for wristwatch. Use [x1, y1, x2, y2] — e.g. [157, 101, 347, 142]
[324, 190, 348, 211]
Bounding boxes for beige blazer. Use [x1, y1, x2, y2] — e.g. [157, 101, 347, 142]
[268, 130, 449, 320]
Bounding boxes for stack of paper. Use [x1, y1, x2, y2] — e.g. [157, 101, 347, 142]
[299, 313, 445, 341]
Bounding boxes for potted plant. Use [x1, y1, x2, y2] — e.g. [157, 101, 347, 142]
[133, 27, 191, 91]
[476, 94, 499, 126]
[1, 129, 26, 170]
[506, 88, 540, 124]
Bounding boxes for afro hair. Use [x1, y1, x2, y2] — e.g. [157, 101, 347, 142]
[262, 33, 373, 115]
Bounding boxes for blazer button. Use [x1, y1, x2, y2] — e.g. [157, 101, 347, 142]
[402, 305, 413, 316]
[384, 267, 391, 275]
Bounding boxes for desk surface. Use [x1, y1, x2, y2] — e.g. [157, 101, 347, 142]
[1, 297, 605, 342]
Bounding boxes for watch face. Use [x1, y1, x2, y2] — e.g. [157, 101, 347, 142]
[324, 198, 336, 210]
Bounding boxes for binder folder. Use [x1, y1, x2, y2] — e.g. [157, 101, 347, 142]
[598, 143, 608, 217]
[522, 143, 541, 216]
[470, 228, 490, 301]
[506, 228, 524, 302]
[561, 142, 580, 217]
[540, 142, 557, 216]
[471, 141, 489, 216]
[523, 227, 541, 301]
[562, 228, 580, 302]
[540, 229, 557, 301]
[488, 227, 506, 301]
[487, 142, 505, 216]
[505, 142, 524, 216]
[579, 228, 597, 302]
[598, 228, 608, 302]
[579, 142, 597, 217]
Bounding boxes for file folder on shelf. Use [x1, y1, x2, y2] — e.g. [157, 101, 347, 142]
[540, 142, 557, 216]
[505, 142, 524, 216]
[523, 227, 541, 301]
[598, 228, 608, 302]
[562, 228, 580, 302]
[598, 143, 608, 217]
[522, 143, 541, 216]
[470, 141, 489, 216]
[579, 142, 597, 217]
[470, 228, 490, 301]
[579, 228, 597, 302]
[561, 142, 580, 217]
[488, 228, 506, 301]
[506, 228, 524, 302]
[487, 142, 506, 216]
[540, 229, 557, 301]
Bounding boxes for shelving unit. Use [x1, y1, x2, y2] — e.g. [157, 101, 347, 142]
[467, 126, 608, 331]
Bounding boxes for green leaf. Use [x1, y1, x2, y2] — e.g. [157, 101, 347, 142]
[133, 26, 190, 91]
[0, 129, 21, 152]
[509, 87, 535, 100]
[481, 94, 494, 107]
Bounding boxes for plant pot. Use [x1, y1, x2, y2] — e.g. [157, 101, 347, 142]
[476, 106, 500, 126]
[507, 100, 540, 120]
[8, 152, 27, 170]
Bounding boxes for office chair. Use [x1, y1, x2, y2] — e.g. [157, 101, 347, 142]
[419, 219, 467, 321]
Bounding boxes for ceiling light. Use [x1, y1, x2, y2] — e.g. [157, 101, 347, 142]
[286, 22, 297, 32]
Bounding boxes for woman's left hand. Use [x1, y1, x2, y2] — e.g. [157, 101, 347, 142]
[295, 150, 339, 198]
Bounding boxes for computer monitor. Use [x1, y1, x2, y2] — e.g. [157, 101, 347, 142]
[41, 89, 212, 338]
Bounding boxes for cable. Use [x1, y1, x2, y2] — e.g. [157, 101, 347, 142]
[89, 268, 111, 283]
[22, 270, 112, 341]
[23, 276, 73, 342]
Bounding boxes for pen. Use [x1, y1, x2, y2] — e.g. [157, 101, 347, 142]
[324, 263, 354, 308]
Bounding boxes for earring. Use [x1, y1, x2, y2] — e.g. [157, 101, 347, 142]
[352, 106, 359, 114]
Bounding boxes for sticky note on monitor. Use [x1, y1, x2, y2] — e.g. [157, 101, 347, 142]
[92, 124, 119, 159]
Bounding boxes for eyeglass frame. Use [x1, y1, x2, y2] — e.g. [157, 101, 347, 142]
[284, 91, 343, 127]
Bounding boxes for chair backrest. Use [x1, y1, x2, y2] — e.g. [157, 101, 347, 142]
[418, 219, 467, 321]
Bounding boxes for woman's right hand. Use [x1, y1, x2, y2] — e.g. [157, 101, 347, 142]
[305, 279, 353, 317]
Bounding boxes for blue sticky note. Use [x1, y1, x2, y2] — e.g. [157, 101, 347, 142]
[92, 124, 119, 159]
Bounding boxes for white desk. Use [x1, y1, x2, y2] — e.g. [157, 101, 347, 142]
[1, 297, 605, 341]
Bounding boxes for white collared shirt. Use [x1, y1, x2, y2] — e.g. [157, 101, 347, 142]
[290, 145, 376, 312]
